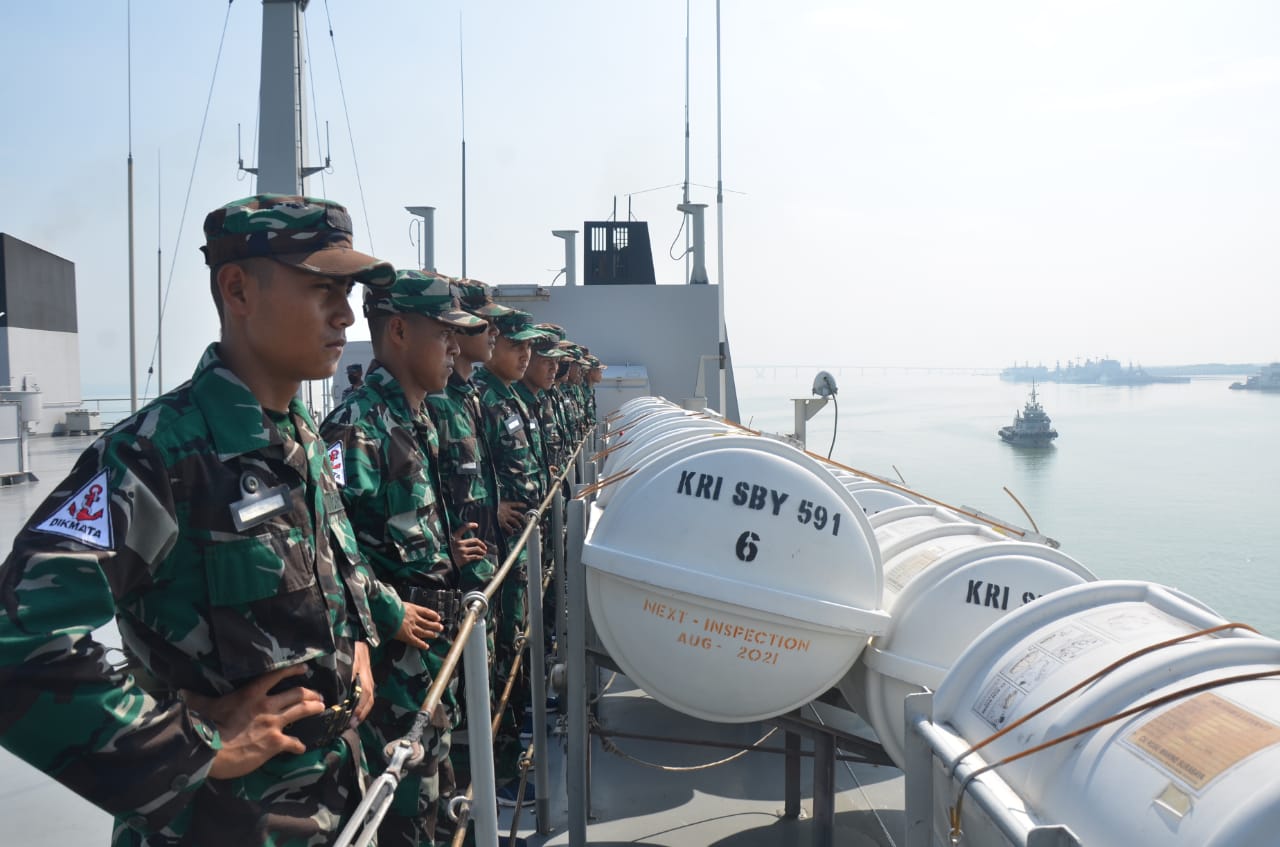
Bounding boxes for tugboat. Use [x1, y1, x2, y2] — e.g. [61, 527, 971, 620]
[999, 381, 1059, 446]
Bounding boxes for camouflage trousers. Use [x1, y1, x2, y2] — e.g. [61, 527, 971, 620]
[362, 636, 459, 847]
[112, 730, 364, 847]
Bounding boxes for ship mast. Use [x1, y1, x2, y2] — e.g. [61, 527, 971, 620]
[255, 0, 322, 194]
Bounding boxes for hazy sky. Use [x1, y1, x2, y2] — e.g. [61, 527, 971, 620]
[2, 1, 1277, 395]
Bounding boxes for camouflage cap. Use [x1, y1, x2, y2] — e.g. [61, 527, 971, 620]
[534, 322, 567, 342]
[557, 340, 589, 364]
[532, 333, 570, 358]
[492, 309, 550, 342]
[363, 269, 488, 329]
[201, 194, 395, 286]
[454, 278, 516, 319]
[585, 353, 606, 370]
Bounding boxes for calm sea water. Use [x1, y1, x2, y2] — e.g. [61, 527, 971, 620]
[735, 369, 1280, 638]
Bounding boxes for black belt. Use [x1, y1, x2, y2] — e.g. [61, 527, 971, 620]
[399, 586, 465, 631]
[287, 680, 361, 751]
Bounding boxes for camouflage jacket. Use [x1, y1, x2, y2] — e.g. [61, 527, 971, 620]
[552, 384, 583, 442]
[426, 372, 502, 591]
[320, 363, 457, 594]
[0, 344, 395, 843]
[474, 368, 542, 510]
[572, 384, 591, 437]
[534, 384, 568, 475]
[513, 381, 554, 488]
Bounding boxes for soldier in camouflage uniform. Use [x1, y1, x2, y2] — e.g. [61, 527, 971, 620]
[516, 335, 570, 484]
[320, 270, 487, 847]
[584, 354, 604, 429]
[0, 195, 423, 846]
[472, 309, 549, 804]
[531, 324, 571, 475]
[427, 281, 512, 595]
[555, 341, 587, 442]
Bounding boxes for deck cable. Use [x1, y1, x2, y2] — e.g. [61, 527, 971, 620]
[141, 0, 236, 403]
[591, 714, 778, 772]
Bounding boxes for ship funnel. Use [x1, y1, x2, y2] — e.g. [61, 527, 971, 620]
[406, 206, 436, 271]
[676, 202, 709, 284]
[552, 229, 578, 286]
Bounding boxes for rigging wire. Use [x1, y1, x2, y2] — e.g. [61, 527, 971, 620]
[304, 9, 328, 199]
[667, 214, 689, 262]
[141, 0, 236, 402]
[827, 394, 839, 460]
[322, 0, 375, 253]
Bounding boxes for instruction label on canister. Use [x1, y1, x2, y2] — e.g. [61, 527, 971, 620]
[1125, 692, 1280, 793]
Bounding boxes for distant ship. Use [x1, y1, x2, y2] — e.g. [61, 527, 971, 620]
[1229, 363, 1280, 391]
[1003, 357, 1189, 385]
[999, 362, 1049, 382]
[999, 382, 1059, 447]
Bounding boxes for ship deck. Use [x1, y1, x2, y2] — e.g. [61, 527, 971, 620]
[507, 676, 903, 847]
[0, 435, 906, 847]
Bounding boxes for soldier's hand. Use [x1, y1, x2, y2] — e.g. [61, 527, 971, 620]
[497, 500, 527, 534]
[450, 523, 488, 564]
[187, 665, 325, 780]
[352, 641, 375, 724]
[396, 602, 444, 649]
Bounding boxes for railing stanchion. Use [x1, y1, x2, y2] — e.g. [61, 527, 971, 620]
[566, 498, 589, 846]
[552, 488, 567, 656]
[462, 593, 499, 847]
[526, 522, 551, 835]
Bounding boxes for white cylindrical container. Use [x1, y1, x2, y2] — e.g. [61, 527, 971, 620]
[839, 479, 925, 516]
[582, 435, 889, 722]
[838, 504, 1095, 768]
[607, 409, 706, 449]
[931, 580, 1280, 847]
[605, 406, 687, 443]
[606, 398, 675, 431]
[596, 422, 732, 507]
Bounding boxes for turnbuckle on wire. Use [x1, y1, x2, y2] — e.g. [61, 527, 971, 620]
[333, 738, 419, 847]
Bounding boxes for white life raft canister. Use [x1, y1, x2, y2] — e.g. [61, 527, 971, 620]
[583, 434, 889, 722]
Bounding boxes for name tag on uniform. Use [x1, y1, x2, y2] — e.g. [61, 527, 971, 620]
[528, 418, 539, 431]
[230, 472, 292, 531]
[504, 414, 523, 433]
[459, 461, 480, 474]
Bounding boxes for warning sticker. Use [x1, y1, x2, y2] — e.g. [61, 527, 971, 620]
[1125, 692, 1280, 792]
[1002, 647, 1063, 693]
[1036, 624, 1107, 662]
[1083, 605, 1188, 642]
[885, 545, 946, 593]
[972, 675, 1027, 730]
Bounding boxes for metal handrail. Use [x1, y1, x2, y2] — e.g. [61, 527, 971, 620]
[336, 431, 592, 847]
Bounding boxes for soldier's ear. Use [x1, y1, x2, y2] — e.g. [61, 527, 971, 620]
[217, 263, 252, 320]
[388, 314, 409, 349]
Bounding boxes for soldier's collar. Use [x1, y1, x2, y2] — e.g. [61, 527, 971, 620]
[190, 344, 320, 458]
[363, 362, 419, 424]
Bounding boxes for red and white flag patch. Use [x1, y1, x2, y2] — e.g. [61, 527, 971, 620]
[34, 470, 114, 549]
[327, 442, 346, 487]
